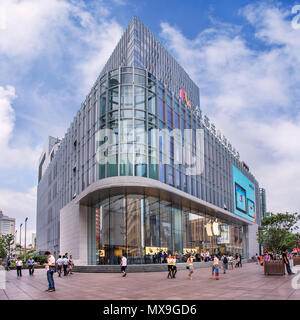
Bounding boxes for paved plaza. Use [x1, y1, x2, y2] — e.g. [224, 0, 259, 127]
[1, 263, 300, 300]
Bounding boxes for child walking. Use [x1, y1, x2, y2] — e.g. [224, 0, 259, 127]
[215, 263, 220, 280]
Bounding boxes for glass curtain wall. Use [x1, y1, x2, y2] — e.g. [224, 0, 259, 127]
[96, 67, 207, 200]
[89, 193, 245, 265]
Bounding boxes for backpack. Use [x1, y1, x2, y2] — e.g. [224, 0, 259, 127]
[223, 256, 228, 264]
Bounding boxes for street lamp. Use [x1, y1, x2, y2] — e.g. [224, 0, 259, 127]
[19, 223, 23, 251]
[24, 217, 28, 260]
[14, 230, 17, 259]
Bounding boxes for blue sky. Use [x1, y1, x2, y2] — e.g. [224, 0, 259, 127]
[0, 0, 300, 241]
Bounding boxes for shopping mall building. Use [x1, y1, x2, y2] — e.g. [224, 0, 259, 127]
[36, 17, 262, 265]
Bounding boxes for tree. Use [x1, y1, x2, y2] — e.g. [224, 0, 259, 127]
[258, 212, 300, 253]
[0, 234, 14, 258]
[19, 248, 36, 262]
[0, 240, 6, 258]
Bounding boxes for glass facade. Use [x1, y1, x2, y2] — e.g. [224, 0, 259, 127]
[37, 17, 260, 261]
[88, 193, 244, 265]
[97, 66, 208, 195]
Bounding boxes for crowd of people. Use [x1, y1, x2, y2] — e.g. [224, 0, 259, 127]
[4, 248, 299, 292]
[163, 252, 243, 281]
[43, 251, 74, 292]
[6, 256, 36, 277]
[4, 251, 74, 292]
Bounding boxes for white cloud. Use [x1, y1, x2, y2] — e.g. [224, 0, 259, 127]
[0, 187, 37, 244]
[0, 0, 123, 92]
[160, 3, 300, 214]
[0, 85, 42, 169]
[0, 0, 125, 234]
[74, 19, 123, 93]
[0, 0, 70, 58]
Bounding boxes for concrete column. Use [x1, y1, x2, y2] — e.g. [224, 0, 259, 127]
[247, 223, 259, 260]
[60, 202, 88, 265]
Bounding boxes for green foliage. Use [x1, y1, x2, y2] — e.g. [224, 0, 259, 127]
[18, 249, 47, 264]
[0, 234, 15, 258]
[0, 245, 6, 258]
[31, 254, 47, 264]
[19, 248, 36, 262]
[258, 212, 300, 253]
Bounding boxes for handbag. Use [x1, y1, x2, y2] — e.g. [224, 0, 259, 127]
[186, 266, 190, 269]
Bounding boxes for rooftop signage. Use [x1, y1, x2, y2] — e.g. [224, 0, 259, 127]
[180, 89, 191, 108]
[179, 89, 240, 160]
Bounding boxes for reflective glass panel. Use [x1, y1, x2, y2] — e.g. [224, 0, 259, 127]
[135, 86, 146, 110]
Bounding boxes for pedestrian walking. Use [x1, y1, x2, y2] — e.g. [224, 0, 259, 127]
[215, 263, 220, 280]
[68, 255, 74, 274]
[187, 255, 194, 280]
[159, 251, 162, 264]
[167, 254, 173, 279]
[235, 254, 240, 268]
[56, 255, 63, 277]
[239, 254, 242, 267]
[120, 255, 127, 277]
[63, 255, 69, 276]
[212, 255, 219, 278]
[16, 257, 22, 278]
[172, 255, 177, 278]
[222, 254, 228, 274]
[228, 255, 234, 269]
[44, 251, 56, 292]
[27, 256, 35, 276]
[6, 257, 11, 271]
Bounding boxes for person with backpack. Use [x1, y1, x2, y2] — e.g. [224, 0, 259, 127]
[222, 254, 228, 274]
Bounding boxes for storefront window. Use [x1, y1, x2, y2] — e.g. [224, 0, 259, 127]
[89, 193, 245, 265]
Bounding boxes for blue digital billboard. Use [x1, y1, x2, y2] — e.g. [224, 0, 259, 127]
[232, 165, 256, 222]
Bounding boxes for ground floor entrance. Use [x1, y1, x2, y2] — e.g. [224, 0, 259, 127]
[87, 193, 245, 265]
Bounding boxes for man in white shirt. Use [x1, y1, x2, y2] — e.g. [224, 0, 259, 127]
[16, 258, 23, 278]
[44, 251, 56, 292]
[56, 255, 63, 277]
[120, 255, 127, 277]
[63, 255, 69, 276]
